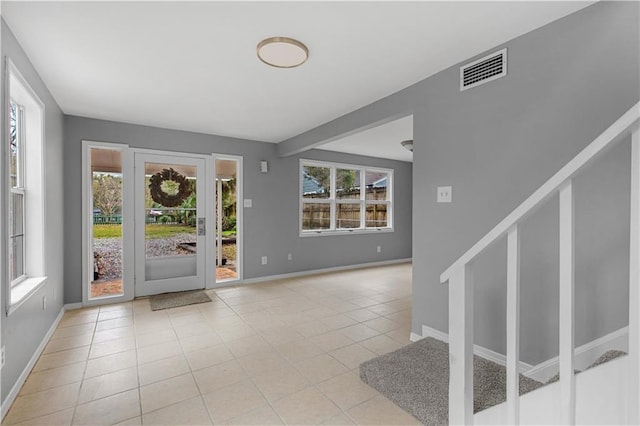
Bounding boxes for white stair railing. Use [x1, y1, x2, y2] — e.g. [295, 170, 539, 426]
[440, 102, 640, 425]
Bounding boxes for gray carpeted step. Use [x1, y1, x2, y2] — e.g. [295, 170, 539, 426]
[359, 337, 544, 425]
[545, 349, 627, 384]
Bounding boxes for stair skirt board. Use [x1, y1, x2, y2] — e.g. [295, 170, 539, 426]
[419, 324, 629, 382]
[474, 355, 629, 425]
[420, 325, 533, 373]
[522, 326, 629, 382]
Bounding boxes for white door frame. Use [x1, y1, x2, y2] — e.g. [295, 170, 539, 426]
[210, 154, 243, 287]
[82, 145, 238, 304]
[81, 140, 135, 305]
[133, 150, 212, 297]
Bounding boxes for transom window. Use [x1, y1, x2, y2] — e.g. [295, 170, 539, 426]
[300, 160, 393, 235]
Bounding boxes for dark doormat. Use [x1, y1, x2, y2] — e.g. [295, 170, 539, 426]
[359, 337, 544, 425]
[149, 289, 212, 311]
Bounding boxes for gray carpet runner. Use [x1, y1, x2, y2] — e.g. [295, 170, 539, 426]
[359, 338, 629, 425]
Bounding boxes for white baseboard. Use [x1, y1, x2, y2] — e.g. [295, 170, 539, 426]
[420, 325, 533, 373]
[524, 326, 629, 382]
[1, 307, 66, 420]
[409, 332, 423, 342]
[63, 302, 83, 310]
[241, 258, 412, 285]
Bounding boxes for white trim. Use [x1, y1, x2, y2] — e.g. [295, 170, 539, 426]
[210, 154, 243, 287]
[81, 141, 133, 306]
[629, 125, 640, 425]
[409, 332, 423, 342]
[63, 302, 83, 311]
[505, 225, 521, 424]
[1, 307, 65, 420]
[421, 324, 534, 373]
[241, 258, 412, 285]
[7, 276, 47, 316]
[524, 326, 629, 383]
[300, 228, 394, 238]
[558, 180, 576, 425]
[6, 59, 47, 311]
[134, 152, 206, 296]
[299, 159, 394, 236]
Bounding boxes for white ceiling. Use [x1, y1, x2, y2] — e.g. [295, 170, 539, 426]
[2, 1, 592, 153]
[318, 115, 414, 162]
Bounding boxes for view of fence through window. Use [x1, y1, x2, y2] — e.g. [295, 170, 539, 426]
[301, 162, 391, 232]
[89, 151, 240, 297]
[91, 147, 124, 298]
[144, 163, 198, 263]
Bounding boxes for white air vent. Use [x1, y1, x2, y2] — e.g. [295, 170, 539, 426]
[460, 48, 507, 91]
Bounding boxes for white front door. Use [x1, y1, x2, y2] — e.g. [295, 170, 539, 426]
[134, 153, 206, 296]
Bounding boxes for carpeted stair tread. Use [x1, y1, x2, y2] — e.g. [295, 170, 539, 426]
[587, 349, 627, 369]
[546, 349, 627, 384]
[359, 337, 544, 425]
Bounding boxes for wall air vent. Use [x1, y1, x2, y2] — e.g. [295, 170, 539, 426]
[460, 48, 507, 91]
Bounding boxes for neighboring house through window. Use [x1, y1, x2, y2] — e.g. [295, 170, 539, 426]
[300, 159, 393, 235]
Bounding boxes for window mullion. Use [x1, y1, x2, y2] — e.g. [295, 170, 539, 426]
[359, 169, 365, 229]
[18, 105, 25, 188]
[330, 166, 336, 230]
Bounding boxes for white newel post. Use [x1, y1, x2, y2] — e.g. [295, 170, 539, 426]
[630, 127, 640, 426]
[559, 180, 576, 425]
[449, 264, 474, 425]
[506, 225, 521, 425]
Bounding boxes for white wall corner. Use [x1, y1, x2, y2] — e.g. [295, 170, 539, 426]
[421, 324, 533, 373]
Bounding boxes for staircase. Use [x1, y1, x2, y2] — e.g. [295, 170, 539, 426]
[440, 102, 640, 425]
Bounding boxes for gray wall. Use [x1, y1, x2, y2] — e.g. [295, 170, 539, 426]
[278, 2, 640, 364]
[63, 117, 412, 303]
[413, 1, 638, 365]
[1, 20, 66, 402]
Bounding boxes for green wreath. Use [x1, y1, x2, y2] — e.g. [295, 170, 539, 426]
[149, 168, 192, 207]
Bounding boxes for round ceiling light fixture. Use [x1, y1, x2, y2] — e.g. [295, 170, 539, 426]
[401, 139, 414, 152]
[257, 37, 309, 68]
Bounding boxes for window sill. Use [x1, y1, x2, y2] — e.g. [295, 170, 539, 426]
[8, 276, 48, 316]
[300, 228, 394, 237]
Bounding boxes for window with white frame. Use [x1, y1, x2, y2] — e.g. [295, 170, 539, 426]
[6, 61, 46, 309]
[300, 160, 393, 235]
[9, 99, 26, 286]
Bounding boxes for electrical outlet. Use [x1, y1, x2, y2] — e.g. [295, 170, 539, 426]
[261, 256, 268, 265]
[377, 246, 381, 253]
[1, 346, 5, 369]
[42, 296, 47, 310]
[437, 186, 452, 203]
[287, 253, 292, 261]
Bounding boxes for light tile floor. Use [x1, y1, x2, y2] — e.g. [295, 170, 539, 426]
[4, 263, 421, 425]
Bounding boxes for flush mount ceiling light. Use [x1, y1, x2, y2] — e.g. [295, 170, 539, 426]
[401, 139, 414, 152]
[257, 37, 309, 68]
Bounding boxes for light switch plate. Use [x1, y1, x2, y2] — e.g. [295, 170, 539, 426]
[243, 199, 252, 208]
[437, 186, 452, 203]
